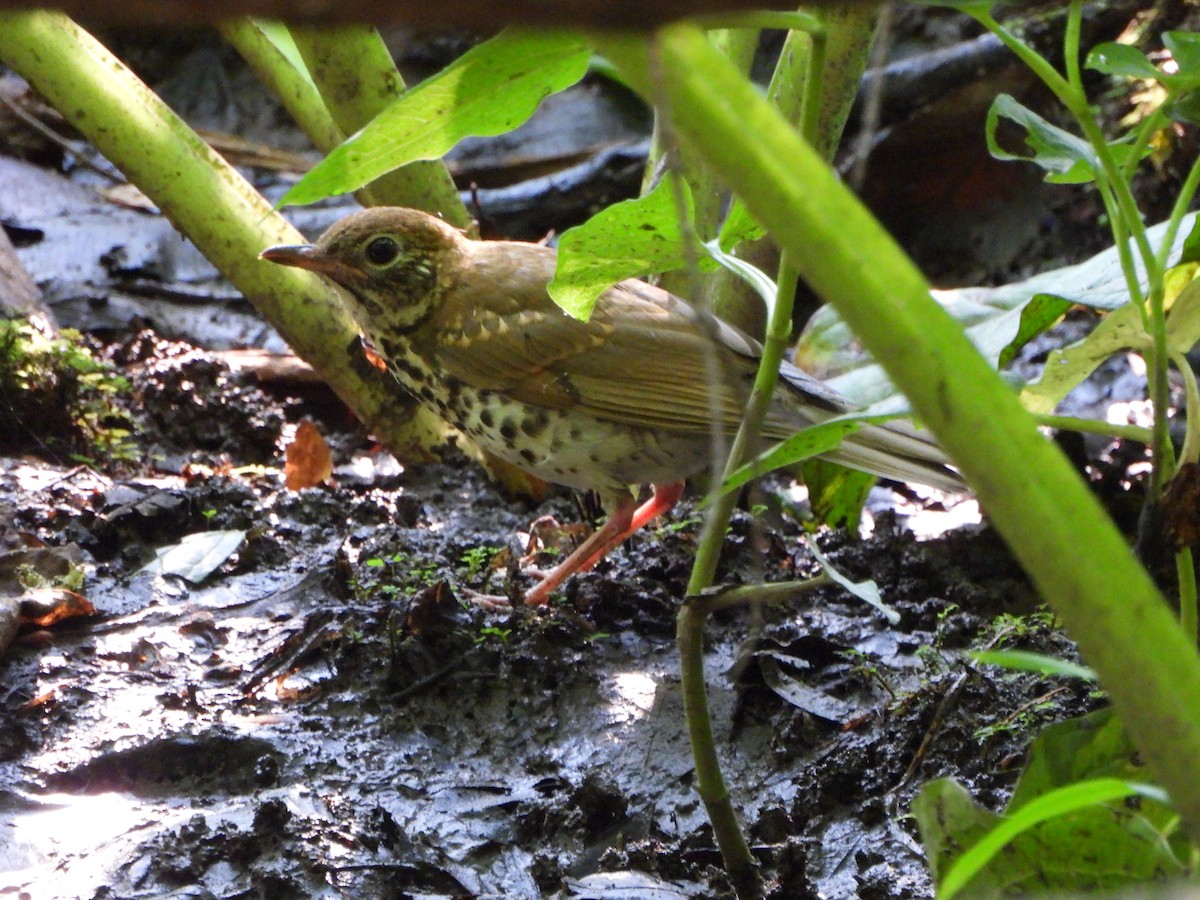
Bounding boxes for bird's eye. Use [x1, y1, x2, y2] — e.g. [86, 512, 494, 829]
[365, 236, 400, 266]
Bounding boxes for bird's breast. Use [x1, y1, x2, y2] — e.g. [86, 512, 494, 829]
[375, 335, 710, 498]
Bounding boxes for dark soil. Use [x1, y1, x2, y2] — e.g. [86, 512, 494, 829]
[1, 5, 1190, 897]
[0, 333, 1102, 898]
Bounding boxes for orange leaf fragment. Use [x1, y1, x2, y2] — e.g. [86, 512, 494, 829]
[285, 420, 334, 491]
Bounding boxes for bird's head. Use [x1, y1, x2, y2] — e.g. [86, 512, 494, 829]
[261, 207, 465, 333]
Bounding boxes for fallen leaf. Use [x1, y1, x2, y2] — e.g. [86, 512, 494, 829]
[285, 419, 333, 490]
[19, 587, 96, 626]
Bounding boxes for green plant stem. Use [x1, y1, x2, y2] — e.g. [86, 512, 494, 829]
[975, 7, 1160, 300]
[692, 574, 831, 614]
[599, 24, 1200, 843]
[674, 603, 759, 898]
[0, 11, 434, 460]
[1173, 349, 1200, 468]
[1180, 549, 1198, 646]
[1123, 107, 1167, 183]
[1033, 414, 1153, 444]
[1170, 348, 1200, 640]
[287, 25, 469, 225]
[797, 22, 826, 152]
[690, 251, 802, 596]
[220, 20, 345, 154]
[662, 12, 868, 888]
[1158, 147, 1200, 270]
[674, 251, 803, 899]
[806, 4, 879, 163]
[977, 5, 1175, 499]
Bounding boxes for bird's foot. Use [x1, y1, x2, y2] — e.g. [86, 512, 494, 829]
[460, 587, 516, 610]
[521, 515, 589, 567]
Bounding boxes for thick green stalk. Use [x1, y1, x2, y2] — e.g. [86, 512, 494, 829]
[805, 3, 879, 162]
[288, 25, 469, 225]
[650, 26, 757, 315]
[219, 20, 345, 154]
[0, 11, 426, 456]
[601, 25, 1200, 842]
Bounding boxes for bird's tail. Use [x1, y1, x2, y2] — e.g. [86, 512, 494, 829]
[832, 419, 966, 493]
[774, 361, 966, 493]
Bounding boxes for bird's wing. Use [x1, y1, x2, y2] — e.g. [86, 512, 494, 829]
[432, 247, 777, 433]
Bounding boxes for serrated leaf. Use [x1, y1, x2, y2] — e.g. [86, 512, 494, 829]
[1005, 708, 1179, 837]
[141, 530, 246, 583]
[945, 780, 1176, 899]
[916, 775, 1180, 900]
[1008, 709, 1134, 809]
[279, 30, 590, 207]
[914, 779, 1002, 892]
[548, 175, 708, 320]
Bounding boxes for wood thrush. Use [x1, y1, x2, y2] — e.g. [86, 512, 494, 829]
[262, 207, 963, 605]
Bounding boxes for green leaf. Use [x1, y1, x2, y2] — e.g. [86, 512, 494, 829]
[1165, 31, 1200, 83]
[1166, 266, 1200, 354]
[1181, 217, 1200, 266]
[548, 174, 711, 320]
[918, 710, 1182, 899]
[1008, 709, 1136, 809]
[914, 780, 1003, 894]
[932, 778, 1177, 899]
[986, 93, 1100, 184]
[1086, 42, 1162, 81]
[1020, 302, 1150, 414]
[1168, 89, 1200, 125]
[279, 30, 590, 207]
[703, 237, 777, 312]
[799, 213, 1196, 408]
[804, 536, 897, 623]
[718, 412, 897, 495]
[717, 197, 766, 251]
[971, 649, 1097, 682]
[998, 294, 1073, 367]
[798, 458, 875, 531]
[253, 20, 318, 90]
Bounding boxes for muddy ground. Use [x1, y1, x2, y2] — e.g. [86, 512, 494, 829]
[0, 337, 1104, 898]
[0, 5, 1190, 898]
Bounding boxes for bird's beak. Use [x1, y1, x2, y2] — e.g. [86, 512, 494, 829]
[260, 243, 344, 277]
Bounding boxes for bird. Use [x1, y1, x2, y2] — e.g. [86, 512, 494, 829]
[261, 207, 964, 606]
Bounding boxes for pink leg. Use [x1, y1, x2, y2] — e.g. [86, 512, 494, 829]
[524, 482, 685, 606]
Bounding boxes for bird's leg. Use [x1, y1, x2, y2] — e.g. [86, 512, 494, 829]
[523, 481, 685, 606]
